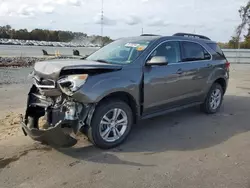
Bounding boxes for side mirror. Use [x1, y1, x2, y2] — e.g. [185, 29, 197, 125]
[147, 56, 168, 66]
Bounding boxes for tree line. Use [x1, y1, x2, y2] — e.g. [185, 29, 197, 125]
[0, 25, 113, 45]
[218, 33, 250, 49]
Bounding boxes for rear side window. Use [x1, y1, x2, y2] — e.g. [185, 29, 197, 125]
[181, 41, 211, 62]
[207, 43, 225, 58]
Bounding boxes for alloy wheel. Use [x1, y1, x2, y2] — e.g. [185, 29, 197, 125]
[209, 88, 222, 110]
[99, 108, 128, 142]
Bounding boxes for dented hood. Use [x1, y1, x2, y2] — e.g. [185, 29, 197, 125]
[34, 59, 122, 80]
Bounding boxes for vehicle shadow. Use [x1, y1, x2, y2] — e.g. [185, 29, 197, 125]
[56, 94, 250, 166]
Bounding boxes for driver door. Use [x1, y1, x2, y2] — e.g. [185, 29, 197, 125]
[143, 41, 188, 115]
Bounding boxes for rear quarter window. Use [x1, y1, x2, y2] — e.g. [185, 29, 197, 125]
[207, 43, 225, 58]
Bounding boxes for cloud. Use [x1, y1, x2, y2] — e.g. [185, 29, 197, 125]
[223, 18, 239, 23]
[0, 2, 11, 16]
[18, 5, 35, 17]
[39, 4, 55, 14]
[0, 0, 245, 42]
[147, 17, 169, 26]
[93, 13, 116, 26]
[124, 15, 141, 25]
[53, 0, 83, 6]
[180, 24, 206, 28]
[68, 0, 83, 6]
[49, 20, 56, 24]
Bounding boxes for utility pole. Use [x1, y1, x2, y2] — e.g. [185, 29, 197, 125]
[100, 0, 104, 47]
[101, 0, 104, 37]
[141, 21, 144, 35]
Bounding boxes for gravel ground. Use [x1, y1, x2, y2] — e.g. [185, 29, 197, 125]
[0, 56, 82, 67]
[0, 57, 48, 67]
[0, 64, 250, 188]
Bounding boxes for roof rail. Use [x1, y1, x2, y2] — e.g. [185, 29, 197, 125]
[140, 34, 161, 36]
[173, 33, 211, 40]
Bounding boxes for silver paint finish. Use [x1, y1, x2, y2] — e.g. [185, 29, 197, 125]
[99, 108, 128, 142]
[209, 88, 222, 110]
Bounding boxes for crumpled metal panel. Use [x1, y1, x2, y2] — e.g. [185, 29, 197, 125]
[21, 121, 77, 148]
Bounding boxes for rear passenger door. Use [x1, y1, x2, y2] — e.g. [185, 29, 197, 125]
[180, 41, 212, 100]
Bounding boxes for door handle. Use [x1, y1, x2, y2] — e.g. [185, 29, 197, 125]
[176, 69, 183, 75]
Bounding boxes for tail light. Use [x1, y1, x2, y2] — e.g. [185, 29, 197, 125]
[225, 61, 230, 71]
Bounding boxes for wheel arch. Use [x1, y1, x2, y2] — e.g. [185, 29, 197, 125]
[96, 91, 139, 124]
[213, 77, 227, 94]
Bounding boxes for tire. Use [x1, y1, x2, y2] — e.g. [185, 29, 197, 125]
[201, 83, 224, 114]
[86, 100, 133, 149]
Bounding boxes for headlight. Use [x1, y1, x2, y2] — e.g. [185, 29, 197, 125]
[57, 74, 88, 95]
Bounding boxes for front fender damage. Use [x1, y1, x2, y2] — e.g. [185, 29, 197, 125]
[20, 85, 95, 148]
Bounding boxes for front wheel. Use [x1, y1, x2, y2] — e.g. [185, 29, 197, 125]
[201, 83, 224, 114]
[86, 100, 133, 149]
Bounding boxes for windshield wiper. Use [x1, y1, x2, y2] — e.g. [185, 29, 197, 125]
[95, 59, 110, 64]
[80, 55, 89, 60]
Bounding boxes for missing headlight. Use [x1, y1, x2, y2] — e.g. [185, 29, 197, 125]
[58, 74, 88, 95]
[59, 81, 72, 88]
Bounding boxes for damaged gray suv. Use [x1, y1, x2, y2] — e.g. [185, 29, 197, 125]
[21, 33, 230, 149]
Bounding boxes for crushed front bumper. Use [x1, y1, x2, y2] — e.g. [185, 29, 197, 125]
[20, 85, 93, 148]
[21, 120, 77, 147]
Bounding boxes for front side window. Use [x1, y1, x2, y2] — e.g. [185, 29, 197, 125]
[149, 41, 181, 64]
[182, 41, 211, 62]
[86, 38, 155, 64]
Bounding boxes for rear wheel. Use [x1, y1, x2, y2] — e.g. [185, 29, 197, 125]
[86, 100, 133, 149]
[201, 83, 223, 114]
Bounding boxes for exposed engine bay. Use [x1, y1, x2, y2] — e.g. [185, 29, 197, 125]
[21, 83, 93, 147]
[20, 59, 122, 147]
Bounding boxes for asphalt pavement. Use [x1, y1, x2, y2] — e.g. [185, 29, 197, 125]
[1, 64, 250, 188]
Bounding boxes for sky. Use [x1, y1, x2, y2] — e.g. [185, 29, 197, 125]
[0, 0, 249, 42]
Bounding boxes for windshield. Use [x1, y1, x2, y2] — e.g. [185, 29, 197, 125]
[86, 38, 154, 64]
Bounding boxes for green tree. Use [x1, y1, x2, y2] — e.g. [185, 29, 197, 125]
[228, 36, 238, 49]
[0, 25, 11, 38]
[48, 30, 59, 41]
[102, 36, 113, 46]
[15, 29, 29, 40]
[58, 31, 74, 42]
